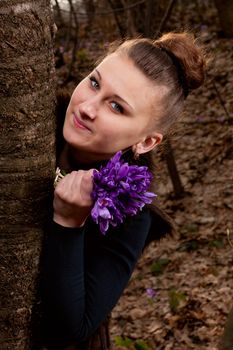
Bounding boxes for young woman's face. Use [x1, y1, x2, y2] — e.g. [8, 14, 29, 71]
[63, 53, 164, 162]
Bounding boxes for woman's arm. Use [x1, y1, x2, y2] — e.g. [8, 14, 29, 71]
[42, 209, 151, 349]
[42, 168, 151, 349]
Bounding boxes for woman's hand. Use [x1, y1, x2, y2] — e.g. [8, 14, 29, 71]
[53, 169, 94, 227]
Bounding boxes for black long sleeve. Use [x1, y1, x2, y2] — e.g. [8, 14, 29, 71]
[42, 208, 151, 349]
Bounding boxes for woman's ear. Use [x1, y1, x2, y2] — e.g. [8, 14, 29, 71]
[133, 133, 163, 155]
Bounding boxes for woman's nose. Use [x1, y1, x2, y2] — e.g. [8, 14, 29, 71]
[79, 99, 97, 120]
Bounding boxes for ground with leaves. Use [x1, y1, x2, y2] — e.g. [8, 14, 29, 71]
[55, 1, 233, 349]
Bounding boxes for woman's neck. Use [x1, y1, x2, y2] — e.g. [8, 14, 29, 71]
[58, 144, 135, 172]
[58, 144, 108, 171]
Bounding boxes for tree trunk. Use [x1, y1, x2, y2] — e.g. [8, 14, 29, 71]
[220, 305, 233, 350]
[214, 0, 233, 37]
[79, 317, 111, 350]
[164, 140, 185, 198]
[0, 1, 56, 349]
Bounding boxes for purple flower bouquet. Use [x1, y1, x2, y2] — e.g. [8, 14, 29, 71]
[91, 151, 156, 234]
[54, 151, 156, 235]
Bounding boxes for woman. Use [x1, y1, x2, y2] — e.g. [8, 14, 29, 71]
[42, 32, 206, 349]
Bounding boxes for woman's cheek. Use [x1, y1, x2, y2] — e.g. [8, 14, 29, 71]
[100, 123, 118, 141]
[70, 83, 86, 105]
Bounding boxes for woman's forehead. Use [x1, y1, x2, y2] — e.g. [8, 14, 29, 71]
[95, 53, 166, 115]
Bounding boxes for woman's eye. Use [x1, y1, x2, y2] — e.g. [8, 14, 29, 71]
[111, 102, 124, 114]
[89, 76, 99, 89]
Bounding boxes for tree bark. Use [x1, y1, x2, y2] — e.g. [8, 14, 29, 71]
[0, 0, 56, 349]
[79, 317, 111, 350]
[220, 305, 233, 350]
[164, 140, 185, 198]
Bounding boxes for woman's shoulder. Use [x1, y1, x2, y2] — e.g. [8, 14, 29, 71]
[85, 204, 174, 241]
[122, 204, 175, 245]
[144, 203, 176, 247]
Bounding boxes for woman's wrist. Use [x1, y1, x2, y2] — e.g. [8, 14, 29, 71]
[53, 213, 86, 228]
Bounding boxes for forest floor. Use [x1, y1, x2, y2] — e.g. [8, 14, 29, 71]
[55, 1, 233, 349]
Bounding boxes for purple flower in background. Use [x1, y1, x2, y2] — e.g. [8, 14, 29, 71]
[91, 151, 156, 234]
[146, 288, 157, 298]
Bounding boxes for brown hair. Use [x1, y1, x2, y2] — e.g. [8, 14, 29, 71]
[107, 32, 206, 134]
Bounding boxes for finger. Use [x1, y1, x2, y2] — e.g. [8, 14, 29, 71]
[55, 172, 80, 202]
[54, 170, 94, 206]
[79, 169, 94, 205]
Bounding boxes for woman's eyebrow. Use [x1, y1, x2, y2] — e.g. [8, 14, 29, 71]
[95, 68, 102, 81]
[94, 68, 133, 111]
[112, 94, 133, 111]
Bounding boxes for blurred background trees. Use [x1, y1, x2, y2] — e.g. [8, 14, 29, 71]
[52, 0, 233, 84]
[52, 0, 179, 83]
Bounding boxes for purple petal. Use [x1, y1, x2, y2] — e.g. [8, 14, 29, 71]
[117, 163, 129, 179]
[98, 206, 111, 219]
[99, 219, 109, 234]
[120, 181, 130, 190]
[146, 288, 157, 298]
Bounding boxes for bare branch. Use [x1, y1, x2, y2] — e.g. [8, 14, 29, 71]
[155, 0, 177, 38]
[54, 0, 65, 27]
[212, 80, 231, 119]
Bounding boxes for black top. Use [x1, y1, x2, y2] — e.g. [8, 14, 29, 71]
[42, 207, 152, 349]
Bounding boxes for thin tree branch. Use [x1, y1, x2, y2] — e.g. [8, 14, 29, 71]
[67, 0, 79, 78]
[54, 0, 65, 27]
[144, 0, 153, 37]
[57, 0, 146, 16]
[155, 0, 177, 37]
[164, 139, 185, 198]
[212, 80, 231, 119]
[107, 0, 126, 38]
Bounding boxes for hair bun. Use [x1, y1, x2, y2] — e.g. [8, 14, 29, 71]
[155, 32, 206, 91]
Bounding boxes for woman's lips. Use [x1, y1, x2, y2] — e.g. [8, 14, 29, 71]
[73, 113, 91, 131]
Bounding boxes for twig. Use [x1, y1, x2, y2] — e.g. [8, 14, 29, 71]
[64, 4, 73, 52]
[227, 229, 233, 248]
[144, 0, 153, 37]
[212, 80, 231, 119]
[180, 118, 233, 125]
[57, 0, 146, 16]
[66, 0, 79, 78]
[107, 0, 126, 38]
[164, 139, 185, 198]
[54, 0, 65, 27]
[155, 0, 177, 38]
